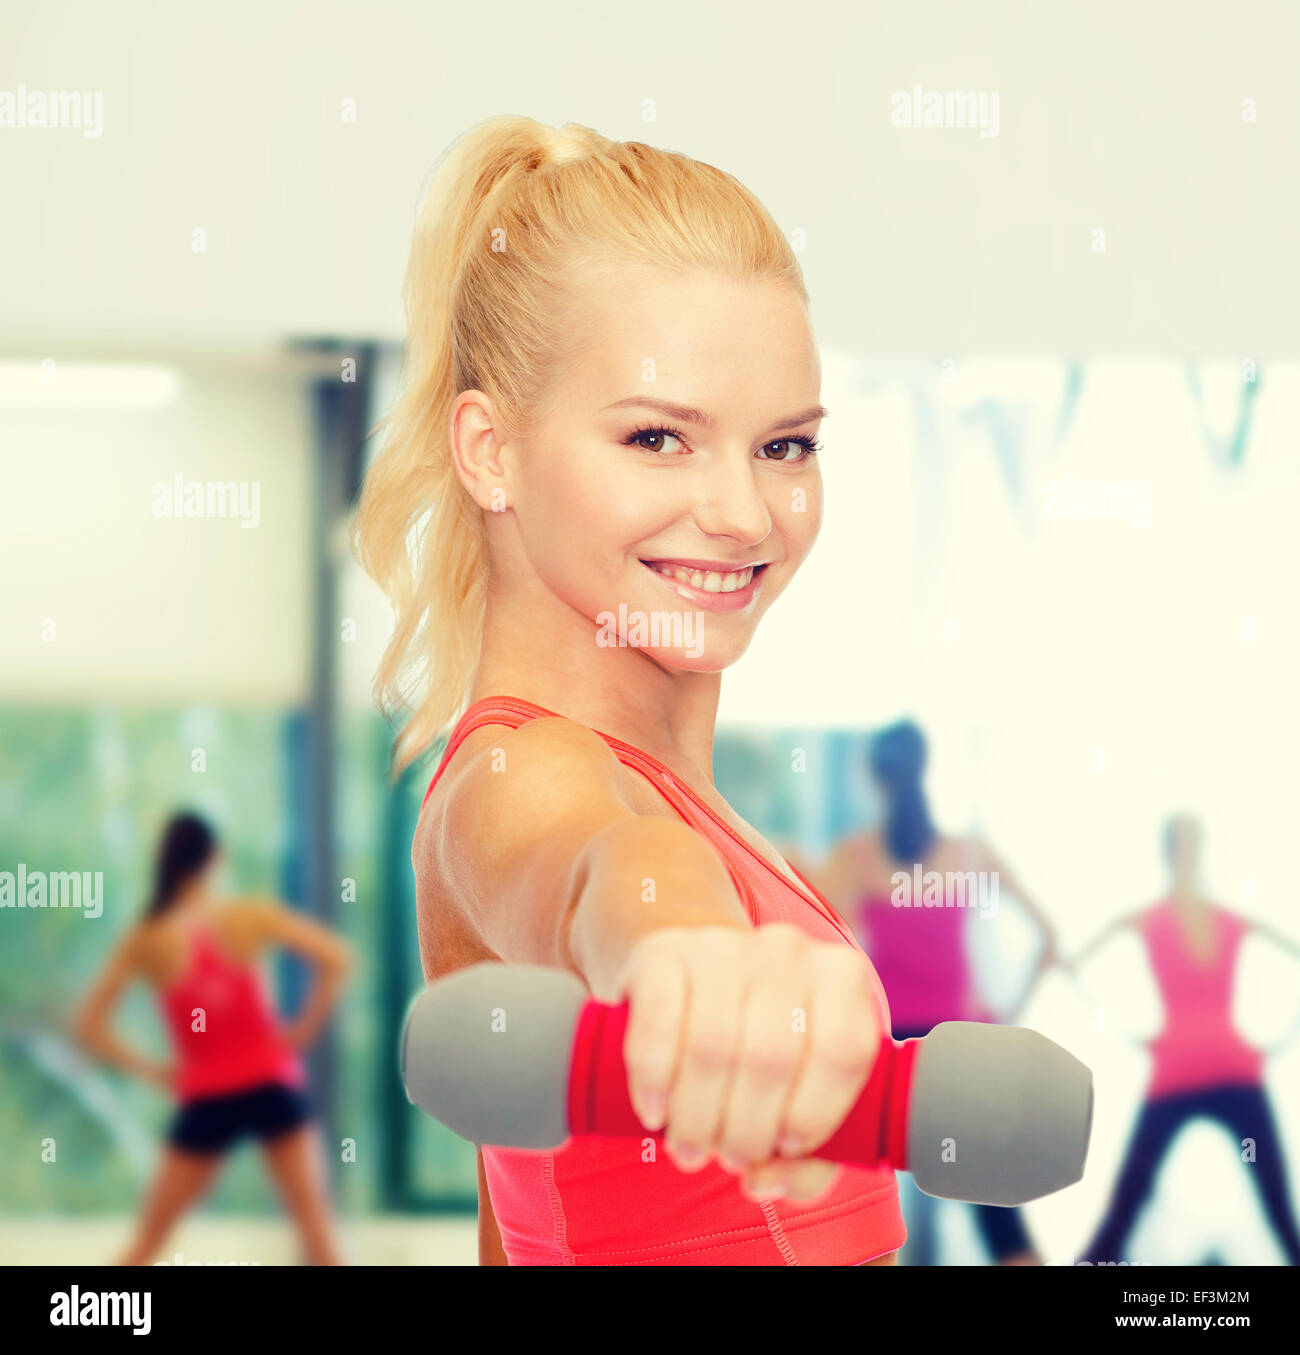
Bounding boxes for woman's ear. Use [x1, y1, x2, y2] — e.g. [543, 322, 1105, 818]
[449, 389, 511, 512]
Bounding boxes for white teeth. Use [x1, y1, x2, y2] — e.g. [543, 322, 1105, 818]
[647, 562, 756, 593]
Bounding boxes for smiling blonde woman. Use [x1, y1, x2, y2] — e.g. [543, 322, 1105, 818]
[352, 115, 904, 1266]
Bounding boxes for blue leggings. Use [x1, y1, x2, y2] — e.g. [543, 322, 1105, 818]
[895, 1023, 1035, 1262]
[1081, 1082, 1300, 1265]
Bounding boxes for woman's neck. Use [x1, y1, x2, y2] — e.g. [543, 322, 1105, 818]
[471, 580, 723, 781]
[1170, 880, 1204, 909]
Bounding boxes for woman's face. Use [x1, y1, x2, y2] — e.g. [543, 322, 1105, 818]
[498, 266, 825, 674]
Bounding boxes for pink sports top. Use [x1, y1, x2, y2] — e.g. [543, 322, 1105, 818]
[158, 920, 305, 1104]
[421, 695, 906, 1266]
[1139, 898, 1263, 1099]
[856, 890, 993, 1034]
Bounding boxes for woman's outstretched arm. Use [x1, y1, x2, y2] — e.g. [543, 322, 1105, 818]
[428, 714, 888, 1203]
[1066, 908, 1146, 971]
[435, 716, 751, 996]
[1249, 920, 1300, 961]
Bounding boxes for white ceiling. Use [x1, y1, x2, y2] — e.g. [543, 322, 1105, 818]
[2, 0, 1297, 358]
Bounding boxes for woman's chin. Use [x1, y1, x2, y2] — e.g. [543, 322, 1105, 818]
[588, 597, 758, 672]
[641, 642, 751, 674]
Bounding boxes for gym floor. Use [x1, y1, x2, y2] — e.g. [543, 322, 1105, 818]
[0, 1216, 478, 1267]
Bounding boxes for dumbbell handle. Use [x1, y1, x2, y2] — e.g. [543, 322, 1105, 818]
[567, 996, 921, 1170]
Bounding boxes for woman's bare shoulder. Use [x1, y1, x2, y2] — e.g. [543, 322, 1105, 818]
[218, 895, 277, 920]
[413, 714, 673, 964]
[422, 715, 668, 842]
[214, 897, 282, 948]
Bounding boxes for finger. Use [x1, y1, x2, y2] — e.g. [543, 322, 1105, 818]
[665, 952, 743, 1170]
[741, 1157, 839, 1202]
[777, 1158, 842, 1202]
[778, 949, 880, 1157]
[621, 946, 688, 1131]
[716, 981, 804, 1170]
[742, 1158, 792, 1200]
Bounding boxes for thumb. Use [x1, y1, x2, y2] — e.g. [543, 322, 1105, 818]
[742, 1157, 840, 1203]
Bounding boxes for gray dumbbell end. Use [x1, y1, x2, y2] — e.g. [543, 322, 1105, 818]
[907, 1021, 1094, 1205]
[401, 962, 587, 1149]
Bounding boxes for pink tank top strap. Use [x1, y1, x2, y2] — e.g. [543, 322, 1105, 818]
[423, 695, 532, 809]
[426, 695, 692, 819]
[422, 696, 762, 924]
[421, 695, 866, 941]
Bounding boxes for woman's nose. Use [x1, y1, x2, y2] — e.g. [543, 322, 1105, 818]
[691, 456, 773, 546]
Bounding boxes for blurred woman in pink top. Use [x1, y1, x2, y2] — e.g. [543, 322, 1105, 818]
[818, 720, 1060, 1265]
[1074, 815, 1300, 1265]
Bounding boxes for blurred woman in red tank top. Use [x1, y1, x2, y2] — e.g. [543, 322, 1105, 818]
[73, 811, 353, 1265]
[353, 116, 910, 1264]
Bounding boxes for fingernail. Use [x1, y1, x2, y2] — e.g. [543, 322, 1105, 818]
[719, 1153, 746, 1174]
[778, 1133, 804, 1157]
[671, 1143, 704, 1168]
[639, 1093, 666, 1130]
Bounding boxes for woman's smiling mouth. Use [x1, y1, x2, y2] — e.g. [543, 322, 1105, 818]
[640, 558, 770, 611]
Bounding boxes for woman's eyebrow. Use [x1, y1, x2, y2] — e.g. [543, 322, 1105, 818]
[601, 397, 828, 434]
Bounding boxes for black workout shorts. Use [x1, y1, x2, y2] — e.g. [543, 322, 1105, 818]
[168, 1081, 312, 1155]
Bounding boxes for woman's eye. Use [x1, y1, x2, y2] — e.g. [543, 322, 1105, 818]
[627, 429, 817, 460]
[759, 438, 814, 462]
[629, 428, 687, 455]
